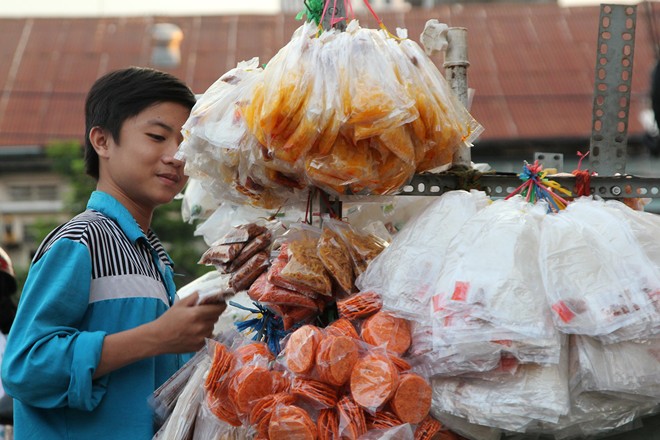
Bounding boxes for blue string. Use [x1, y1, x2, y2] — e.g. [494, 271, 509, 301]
[229, 301, 289, 355]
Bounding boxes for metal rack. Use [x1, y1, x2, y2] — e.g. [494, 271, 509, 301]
[324, 3, 660, 212]
[405, 4, 660, 199]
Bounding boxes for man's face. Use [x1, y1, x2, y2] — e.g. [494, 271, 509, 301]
[101, 101, 190, 212]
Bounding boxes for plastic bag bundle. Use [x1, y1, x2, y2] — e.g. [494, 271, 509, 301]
[430, 346, 570, 433]
[547, 391, 659, 440]
[571, 335, 660, 399]
[539, 197, 660, 342]
[433, 197, 555, 341]
[182, 20, 481, 206]
[356, 190, 489, 320]
[534, 335, 660, 439]
[178, 58, 308, 209]
[153, 356, 209, 439]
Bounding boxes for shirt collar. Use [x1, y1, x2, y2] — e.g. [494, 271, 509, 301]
[87, 191, 147, 244]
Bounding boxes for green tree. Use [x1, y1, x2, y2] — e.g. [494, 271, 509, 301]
[28, 140, 210, 290]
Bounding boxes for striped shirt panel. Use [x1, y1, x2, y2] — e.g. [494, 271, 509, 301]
[34, 210, 171, 303]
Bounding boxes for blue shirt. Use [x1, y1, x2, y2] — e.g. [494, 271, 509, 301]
[1, 191, 185, 440]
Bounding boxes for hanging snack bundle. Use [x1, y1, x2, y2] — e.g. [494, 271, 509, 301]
[180, 19, 482, 207]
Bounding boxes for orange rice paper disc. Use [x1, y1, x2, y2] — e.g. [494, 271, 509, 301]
[337, 395, 367, 440]
[234, 341, 275, 364]
[270, 369, 291, 394]
[361, 311, 412, 355]
[317, 408, 340, 440]
[390, 373, 432, 425]
[414, 415, 451, 440]
[316, 334, 359, 387]
[291, 376, 338, 409]
[388, 353, 412, 373]
[336, 290, 383, 320]
[326, 317, 359, 339]
[268, 405, 317, 440]
[206, 394, 242, 427]
[350, 352, 399, 413]
[228, 365, 274, 416]
[365, 410, 403, 431]
[284, 324, 323, 374]
[249, 392, 296, 437]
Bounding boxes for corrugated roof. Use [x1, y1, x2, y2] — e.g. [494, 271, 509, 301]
[0, 3, 658, 148]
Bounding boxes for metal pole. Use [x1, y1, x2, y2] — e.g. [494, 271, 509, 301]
[589, 4, 637, 175]
[321, 0, 347, 31]
[444, 27, 471, 169]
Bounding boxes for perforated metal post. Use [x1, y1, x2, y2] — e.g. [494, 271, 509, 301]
[321, 0, 347, 31]
[444, 27, 471, 169]
[589, 4, 637, 176]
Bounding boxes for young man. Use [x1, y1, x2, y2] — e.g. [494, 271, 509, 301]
[1, 67, 227, 439]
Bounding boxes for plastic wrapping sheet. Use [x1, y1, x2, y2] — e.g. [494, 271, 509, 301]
[356, 190, 489, 320]
[537, 391, 659, 439]
[539, 197, 660, 342]
[153, 357, 209, 440]
[180, 178, 221, 223]
[572, 335, 660, 398]
[430, 346, 570, 432]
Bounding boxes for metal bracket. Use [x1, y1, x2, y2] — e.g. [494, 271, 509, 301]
[394, 173, 660, 199]
[589, 4, 637, 175]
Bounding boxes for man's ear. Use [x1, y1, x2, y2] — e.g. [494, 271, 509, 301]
[89, 126, 111, 158]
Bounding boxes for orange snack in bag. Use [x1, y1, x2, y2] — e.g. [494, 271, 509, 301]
[317, 226, 354, 295]
[271, 370, 291, 394]
[366, 410, 403, 430]
[228, 365, 274, 415]
[316, 334, 359, 387]
[268, 405, 317, 440]
[285, 324, 323, 374]
[388, 353, 412, 372]
[337, 395, 367, 440]
[327, 317, 359, 339]
[206, 394, 242, 427]
[361, 311, 412, 355]
[234, 341, 274, 364]
[390, 373, 432, 424]
[336, 290, 383, 320]
[291, 376, 339, 408]
[204, 343, 241, 426]
[250, 392, 296, 436]
[350, 352, 399, 411]
[414, 415, 450, 440]
[249, 273, 319, 309]
[317, 408, 340, 440]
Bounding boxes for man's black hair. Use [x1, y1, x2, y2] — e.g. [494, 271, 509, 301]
[83, 67, 196, 179]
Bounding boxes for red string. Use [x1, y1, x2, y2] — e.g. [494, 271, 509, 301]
[362, 0, 383, 26]
[573, 170, 592, 197]
[572, 150, 592, 197]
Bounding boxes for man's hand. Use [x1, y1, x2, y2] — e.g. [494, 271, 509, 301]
[93, 292, 227, 378]
[152, 292, 227, 354]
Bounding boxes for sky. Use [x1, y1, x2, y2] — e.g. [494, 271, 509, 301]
[0, 0, 641, 16]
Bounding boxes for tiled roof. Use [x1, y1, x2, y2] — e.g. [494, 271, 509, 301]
[0, 3, 658, 149]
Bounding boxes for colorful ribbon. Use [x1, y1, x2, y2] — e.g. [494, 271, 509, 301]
[505, 160, 572, 212]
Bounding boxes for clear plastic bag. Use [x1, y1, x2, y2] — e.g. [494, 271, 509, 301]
[431, 345, 570, 432]
[432, 197, 555, 342]
[356, 190, 489, 320]
[539, 197, 660, 342]
[152, 355, 209, 440]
